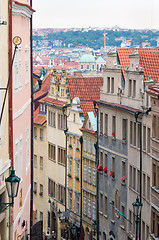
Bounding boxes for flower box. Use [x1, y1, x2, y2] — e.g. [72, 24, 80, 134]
[122, 139, 127, 144]
[33, 190, 37, 194]
[103, 167, 107, 174]
[97, 165, 103, 172]
[75, 176, 79, 181]
[110, 170, 115, 178]
[67, 173, 72, 178]
[69, 144, 72, 148]
[121, 176, 125, 183]
[39, 192, 43, 196]
[112, 133, 116, 140]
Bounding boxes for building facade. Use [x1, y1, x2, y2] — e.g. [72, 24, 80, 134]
[0, 0, 10, 239]
[12, 0, 34, 238]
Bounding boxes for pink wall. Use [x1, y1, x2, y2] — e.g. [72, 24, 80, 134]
[12, 0, 32, 238]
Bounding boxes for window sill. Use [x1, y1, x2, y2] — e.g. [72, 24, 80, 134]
[40, 167, 43, 170]
[121, 181, 126, 186]
[122, 140, 127, 144]
[99, 211, 103, 215]
[111, 219, 115, 224]
[111, 177, 115, 181]
[48, 158, 56, 162]
[152, 186, 159, 193]
[120, 225, 125, 231]
[103, 214, 108, 219]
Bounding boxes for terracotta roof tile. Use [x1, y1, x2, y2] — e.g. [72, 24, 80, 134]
[117, 48, 159, 82]
[34, 106, 46, 125]
[42, 96, 67, 106]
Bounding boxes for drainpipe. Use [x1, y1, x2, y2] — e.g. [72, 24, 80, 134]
[94, 103, 99, 240]
[30, 1, 33, 235]
[9, 1, 13, 240]
[30, 0, 33, 237]
[79, 136, 83, 240]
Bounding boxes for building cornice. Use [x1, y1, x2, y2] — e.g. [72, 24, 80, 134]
[12, 1, 35, 19]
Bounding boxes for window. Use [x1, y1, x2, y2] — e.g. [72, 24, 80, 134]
[93, 168, 96, 185]
[92, 65, 95, 70]
[104, 153, 107, 168]
[111, 200, 115, 221]
[88, 167, 91, 184]
[133, 167, 136, 190]
[25, 46, 29, 85]
[111, 77, 114, 93]
[121, 205, 125, 228]
[143, 173, 146, 197]
[112, 157, 115, 173]
[134, 122, 136, 146]
[77, 138, 80, 149]
[58, 146, 66, 165]
[130, 121, 133, 144]
[34, 127, 37, 139]
[84, 136, 87, 152]
[40, 184, 43, 196]
[76, 162, 79, 178]
[35, 210, 37, 223]
[122, 119, 127, 140]
[92, 202, 96, 220]
[133, 80, 136, 97]
[99, 151, 103, 165]
[81, 65, 83, 70]
[48, 143, 56, 161]
[121, 161, 125, 179]
[73, 113, 76, 122]
[128, 79, 132, 96]
[34, 155, 37, 167]
[104, 196, 107, 216]
[92, 139, 96, 155]
[61, 89, 65, 96]
[48, 110, 56, 127]
[88, 138, 91, 153]
[147, 128, 150, 153]
[147, 176, 150, 200]
[40, 104, 43, 112]
[143, 126, 146, 150]
[137, 169, 140, 193]
[112, 116, 116, 135]
[69, 160, 72, 176]
[87, 65, 89, 70]
[69, 136, 72, 147]
[40, 128, 43, 141]
[137, 124, 140, 148]
[100, 112, 103, 134]
[48, 178, 56, 198]
[40, 156, 43, 169]
[34, 182, 37, 192]
[107, 77, 110, 92]
[26, 127, 30, 173]
[104, 114, 108, 136]
[58, 112, 66, 130]
[129, 165, 132, 188]
[146, 225, 149, 239]
[69, 192, 72, 210]
[84, 165, 87, 181]
[129, 210, 132, 232]
[88, 199, 91, 218]
[99, 192, 103, 212]
[84, 197, 86, 215]
[58, 184, 65, 204]
[142, 221, 145, 240]
[76, 195, 79, 214]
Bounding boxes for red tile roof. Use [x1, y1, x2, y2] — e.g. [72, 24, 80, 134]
[34, 74, 51, 100]
[147, 83, 159, 96]
[117, 48, 159, 82]
[80, 102, 95, 118]
[42, 96, 67, 106]
[96, 100, 139, 114]
[34, 106, 46, 125]
[68, 77, 103, 101]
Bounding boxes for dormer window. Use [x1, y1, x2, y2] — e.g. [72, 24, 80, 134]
[89, 122, 91, 129]
[133, 80, 136, 97]
[40, 104, 43, 112]
[39, 103, 46, 114]
[73, 114, 76, 122]
[107, 77, 110, 93]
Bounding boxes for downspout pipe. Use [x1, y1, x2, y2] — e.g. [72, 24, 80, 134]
[30, 0, 33, 236]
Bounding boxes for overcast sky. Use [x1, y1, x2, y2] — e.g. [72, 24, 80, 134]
[33, 0, 159, 29]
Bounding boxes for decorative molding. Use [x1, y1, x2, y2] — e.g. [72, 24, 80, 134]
[12, 2, 34, 19]
[0, 160, 11, 176]
[13, 98, 31, 120]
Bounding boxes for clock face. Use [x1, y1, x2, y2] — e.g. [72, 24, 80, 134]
[13, 36, 22, 46]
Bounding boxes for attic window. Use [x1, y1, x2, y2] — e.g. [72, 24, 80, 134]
[73, 114, 76, 122]
[89, 122, 91, 129]
[61, 89, 65, 97]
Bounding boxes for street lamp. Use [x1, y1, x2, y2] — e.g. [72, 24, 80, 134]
[132, 196, 143, 240]
[0, 168, 20, 213]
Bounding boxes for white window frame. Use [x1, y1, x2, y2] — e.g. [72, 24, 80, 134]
[88, 199, 91, 218]
[84, 197, 86, 215]
[84, 136, 87, 152]
[88, 137, 91, 153]
[84, 165, 87, 181]
[92, 202, 96, 220]
[88, 167, 91, 184]
[93, 168, 96, 185]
